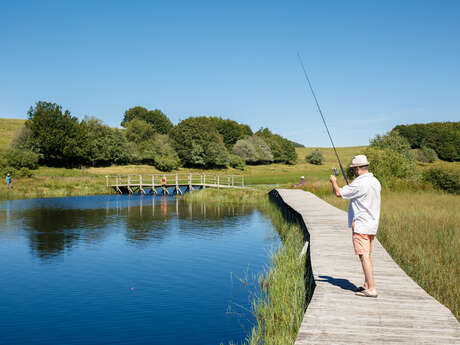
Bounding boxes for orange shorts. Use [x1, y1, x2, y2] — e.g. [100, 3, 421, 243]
[352, 232, 375, 255]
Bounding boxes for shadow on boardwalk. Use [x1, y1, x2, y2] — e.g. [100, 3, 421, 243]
[317, 275, 357, 292]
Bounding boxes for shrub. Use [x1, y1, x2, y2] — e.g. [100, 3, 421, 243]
[415, 146, 437, 163]
[362, 147, 416, 187]
[422, 168, 460, 194]
[229, 154, 245, 170]
[306, 149, 323, 165]
[370, 130, 414, 160]
[0, 166, 34, 178]
[4, 148, 39, 169]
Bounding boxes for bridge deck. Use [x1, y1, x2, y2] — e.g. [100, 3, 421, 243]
[275, 189, 459, 345]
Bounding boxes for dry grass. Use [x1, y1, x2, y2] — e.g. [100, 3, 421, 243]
[0, 118, 25, 150]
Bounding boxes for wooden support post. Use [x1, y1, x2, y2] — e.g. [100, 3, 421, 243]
[232, 176, 234, 187]
[242, 175, 244, 188]
[139, 175, 145, 194]
[217, 175, 220, 190]
[203, 175, 206, 189]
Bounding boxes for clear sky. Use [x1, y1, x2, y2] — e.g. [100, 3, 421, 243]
[1, 0, 459, 146]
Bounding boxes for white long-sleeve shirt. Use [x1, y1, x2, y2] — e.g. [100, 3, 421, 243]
[339, 172, 381, 235]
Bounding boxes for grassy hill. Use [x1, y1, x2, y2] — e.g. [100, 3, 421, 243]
[0, 118, 25, 150]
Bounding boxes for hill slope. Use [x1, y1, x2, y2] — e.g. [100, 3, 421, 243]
[0, 118, 25, 150]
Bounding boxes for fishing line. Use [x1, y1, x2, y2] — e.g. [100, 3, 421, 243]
[297, 52, 349, 184]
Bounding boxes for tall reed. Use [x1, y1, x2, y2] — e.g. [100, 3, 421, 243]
[187, 189, 309, 345]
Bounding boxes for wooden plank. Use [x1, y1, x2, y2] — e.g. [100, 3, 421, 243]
[274, 189, 459, 345]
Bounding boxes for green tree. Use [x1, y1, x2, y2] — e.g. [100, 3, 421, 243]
[169, 117, 229, 168]
[121, 106, 173, 134]
[121, 106, 149, 127]
[393, 122, 460, 162]
[233, 135, 273, 164]
[210, 117, 253, 149]
[255, 128, 297, 164]
[80, 117, 132, 166]
[25, 101, 86, 167]
[125, 119, 156, 144]
[145, 109, 173, 134]
[139, 134, 180, 171]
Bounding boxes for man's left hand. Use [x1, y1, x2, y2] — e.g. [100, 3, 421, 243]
[329, 175, 337, 183]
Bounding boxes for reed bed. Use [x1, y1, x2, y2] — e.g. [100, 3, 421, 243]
[187, 189, 308, 345]
[243, 203, 308, 345]
[321, 190, 460, 320]
[0, 175, 108, 200]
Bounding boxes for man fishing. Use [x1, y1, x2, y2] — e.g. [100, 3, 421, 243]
[329, 155, 381, 298]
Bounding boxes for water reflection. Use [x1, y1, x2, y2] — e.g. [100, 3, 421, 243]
[0, 195, 257, 261]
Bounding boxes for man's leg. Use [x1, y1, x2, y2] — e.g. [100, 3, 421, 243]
[359, 254, 375, 292]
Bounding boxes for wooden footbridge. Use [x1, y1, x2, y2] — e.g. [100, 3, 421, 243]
[271, 189, 459, 345]
[105, 173, 245, 195]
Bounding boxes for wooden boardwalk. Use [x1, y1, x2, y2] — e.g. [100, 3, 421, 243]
[274, 189, 459, 345]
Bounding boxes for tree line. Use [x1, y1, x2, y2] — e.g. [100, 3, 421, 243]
[393, 122, 460, 162]
[1, 101, 297, 175]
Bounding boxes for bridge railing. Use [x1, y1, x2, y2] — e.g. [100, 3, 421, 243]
[105, 173, 244, 189]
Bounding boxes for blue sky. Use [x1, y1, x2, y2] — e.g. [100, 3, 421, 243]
[1, 0, 459, 146]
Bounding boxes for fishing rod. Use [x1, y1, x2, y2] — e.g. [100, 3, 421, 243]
[297, 52, 349, 185]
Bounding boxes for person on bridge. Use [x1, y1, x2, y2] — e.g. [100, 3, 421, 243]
[329, 155, 381, 298]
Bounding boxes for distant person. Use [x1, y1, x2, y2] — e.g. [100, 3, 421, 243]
[293, 176, 306, 188]
[329, 155, 381, 298]
[5, 173, 12, 189]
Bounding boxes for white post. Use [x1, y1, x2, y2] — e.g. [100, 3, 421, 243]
[242, 175, 244, 187]
[217, 175, 220, 189]
[105, 176, 108, 187]
[232, 176, 234, 187]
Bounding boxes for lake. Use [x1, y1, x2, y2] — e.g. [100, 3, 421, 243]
[0, 194, 279, 345]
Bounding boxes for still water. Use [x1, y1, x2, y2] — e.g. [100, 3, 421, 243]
[0, 195, 279, 345]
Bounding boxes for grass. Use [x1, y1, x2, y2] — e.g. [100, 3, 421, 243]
[244, 203, 308, 345]
[0, 118, 25, 150]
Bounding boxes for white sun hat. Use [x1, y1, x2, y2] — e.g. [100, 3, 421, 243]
[301, 176, 305, 179]
[350, 155, 369, 168]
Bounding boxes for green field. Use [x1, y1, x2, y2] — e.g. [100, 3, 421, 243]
[0, 118, 25, 150]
